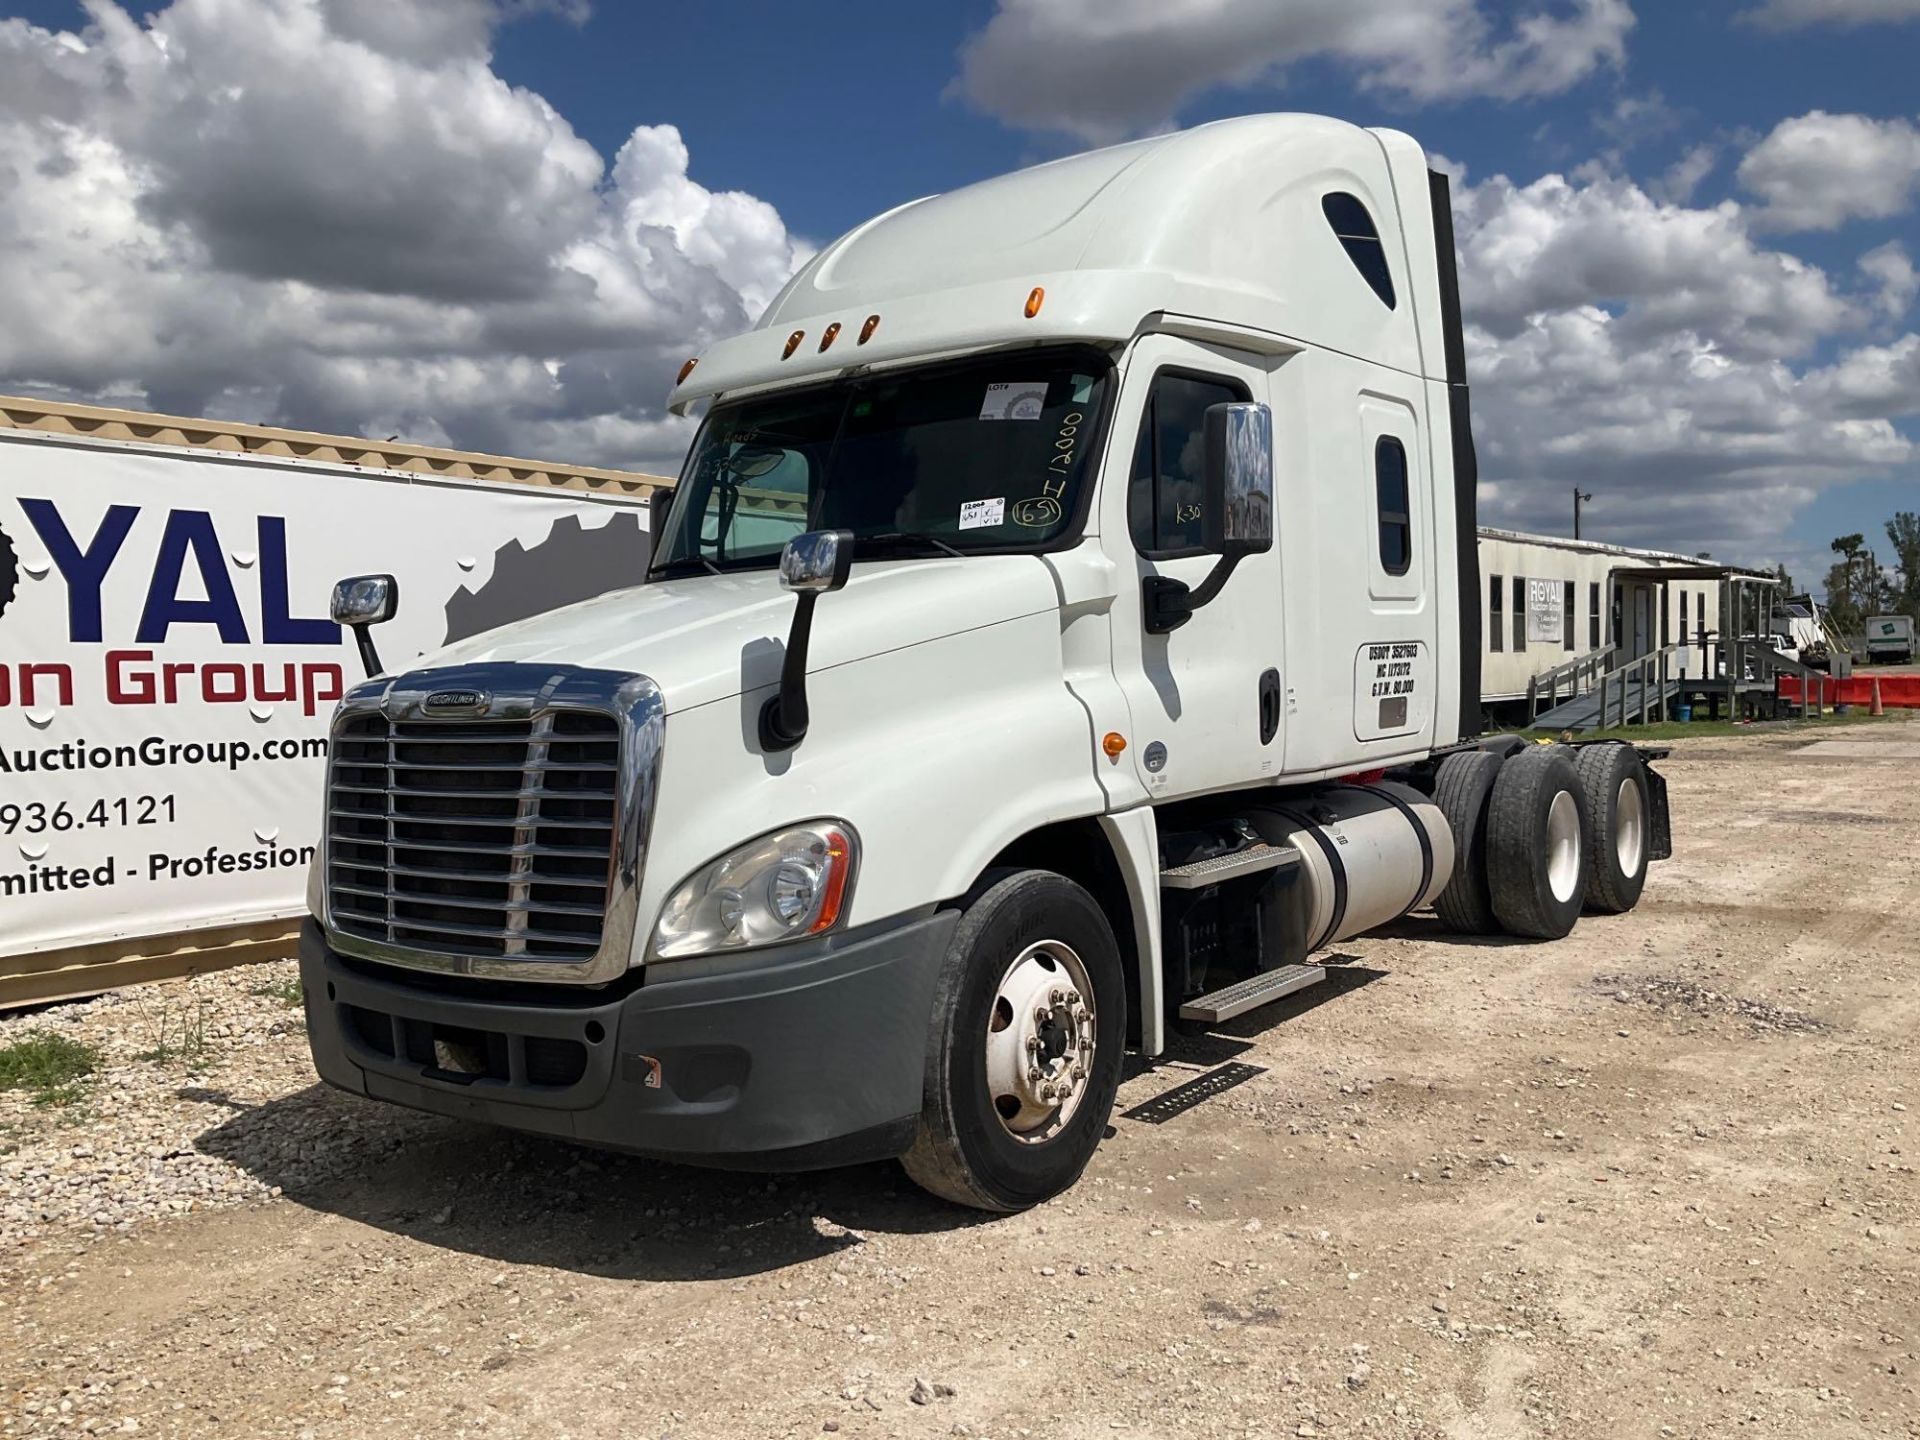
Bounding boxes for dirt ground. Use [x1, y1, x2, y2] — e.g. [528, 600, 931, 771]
[3, 721, 1917, 1439]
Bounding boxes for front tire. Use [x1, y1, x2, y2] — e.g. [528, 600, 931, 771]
[900, 870, 1126, 1212]
[1487, 745, 1589, 940]
[1573, 742, 1649, 914]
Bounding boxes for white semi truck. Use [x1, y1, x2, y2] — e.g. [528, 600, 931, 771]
[301, 115, 1671, 1211]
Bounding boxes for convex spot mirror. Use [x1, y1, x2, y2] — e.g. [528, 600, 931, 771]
[330, 573, 398, 627]
[1201, 402, 1275, 559]
[722, 445, 789, 480]
[778, 529, 854, 595]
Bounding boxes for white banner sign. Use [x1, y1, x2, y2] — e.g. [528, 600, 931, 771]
[0, 432, 652, 957]
[1526, 578, 1563, 646]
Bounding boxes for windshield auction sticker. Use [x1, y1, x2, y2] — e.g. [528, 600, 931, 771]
[958, 498, 1006, 530]
[979, 382, 1048, 421]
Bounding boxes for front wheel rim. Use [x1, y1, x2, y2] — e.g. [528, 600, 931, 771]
[1615, 775, 1645, 877]
[1546, 789, 1583, 903]
[984, 939, 1095, 1144]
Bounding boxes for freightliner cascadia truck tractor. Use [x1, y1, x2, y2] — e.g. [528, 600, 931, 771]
[302, 114, 1671, 1211]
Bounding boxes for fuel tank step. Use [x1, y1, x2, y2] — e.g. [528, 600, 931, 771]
[1178, 964, 1326, 1024]
[1159, 843, 1299, 890]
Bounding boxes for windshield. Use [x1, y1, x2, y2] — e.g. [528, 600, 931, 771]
[651, 348, 1113, 572]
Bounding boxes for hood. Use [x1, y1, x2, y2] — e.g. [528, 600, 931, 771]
[411, 554, 1064, 714]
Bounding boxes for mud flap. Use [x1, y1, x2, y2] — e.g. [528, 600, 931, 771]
[1640, 760, 1673, 862]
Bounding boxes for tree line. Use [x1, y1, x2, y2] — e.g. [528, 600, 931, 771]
[1804, 513, 1920, 636]
[1665, 514, 1911, 643]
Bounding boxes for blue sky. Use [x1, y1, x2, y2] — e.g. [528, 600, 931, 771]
[2, 0, 1917, 590]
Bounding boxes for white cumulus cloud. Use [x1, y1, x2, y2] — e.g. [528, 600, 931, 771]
[1860, 241, 1920, 318]
[953, 0, 1633, 143]
[1450, 166, 1916, 560]
[1737, 110, 1920, 231]
[0, 0, 807, 472]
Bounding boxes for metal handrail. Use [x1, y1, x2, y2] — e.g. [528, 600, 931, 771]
[1760, 644, 1834, 716]
[1526, 644, 1618, 720]
[1594, 643, 1686, 729]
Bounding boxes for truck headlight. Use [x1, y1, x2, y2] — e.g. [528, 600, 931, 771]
[650, 822, 857, 960]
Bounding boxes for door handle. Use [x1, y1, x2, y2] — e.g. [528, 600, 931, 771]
[1258, 668, 1281, 745]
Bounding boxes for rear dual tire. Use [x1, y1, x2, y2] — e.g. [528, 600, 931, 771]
[1572, 742, 1650, 915]
[1435, 741, 1651, 940]
[1432, 749, 1503, 935]
[1487, 746, 1590, 939]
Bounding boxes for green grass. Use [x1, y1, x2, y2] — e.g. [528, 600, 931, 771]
[250, 975, 304, 1008]
[134, 997, 212, 1069]
[0, 1032, 102, 1108]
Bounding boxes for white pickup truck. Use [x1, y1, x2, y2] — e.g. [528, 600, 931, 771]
[301, 114, 1670, 1211]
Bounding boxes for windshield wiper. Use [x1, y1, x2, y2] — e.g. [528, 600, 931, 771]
[649, 554, 724, 578]
[861, 531, 965, 559]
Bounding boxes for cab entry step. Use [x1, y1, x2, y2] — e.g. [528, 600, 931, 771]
[1178, 964, 1326, 1024]
[1159, 843, 1299, 890]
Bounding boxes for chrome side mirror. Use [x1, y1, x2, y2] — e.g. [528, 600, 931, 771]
[331, 573, 398, 626]
[1203, 402, 1275, 559]
[762, 529, 855, 752]
[330, 573, 398, 677]
[1144, 403, 1274, 635]
[778, 528, 853, 595]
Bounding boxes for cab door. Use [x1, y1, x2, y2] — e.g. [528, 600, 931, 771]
[1101, 335, 1284, 801]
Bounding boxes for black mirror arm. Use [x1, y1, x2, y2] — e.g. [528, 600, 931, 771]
[1143, 554, 1246, 635]
[348, 625, 383, 679]
[759, 590, 819, 751]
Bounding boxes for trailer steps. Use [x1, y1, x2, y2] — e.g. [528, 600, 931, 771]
[1158, 843, 1298, 890]
[1178, 964, 1325, 1023]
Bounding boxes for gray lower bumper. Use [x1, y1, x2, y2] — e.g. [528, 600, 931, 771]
[299, 909, 955, 1170]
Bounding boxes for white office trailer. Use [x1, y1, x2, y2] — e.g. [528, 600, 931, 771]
[1476, 528, 1740, 718]
[0, 397, 663, 1005]
[298, 114, 1679, 1211]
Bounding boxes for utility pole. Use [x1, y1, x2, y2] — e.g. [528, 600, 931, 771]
[1573, 487, 1592, 540]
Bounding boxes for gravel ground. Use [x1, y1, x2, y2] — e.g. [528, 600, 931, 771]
[0, 963, 447, 1247]
[1, 721, 1916, 1438]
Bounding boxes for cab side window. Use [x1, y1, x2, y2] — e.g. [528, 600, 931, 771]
[1374, 436, 1411, 576]
[1129, 372, 1249, 557]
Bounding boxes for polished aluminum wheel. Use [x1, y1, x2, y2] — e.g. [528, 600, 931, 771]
[984, 939, 1095, 1144]
[1545, 788, 1583, 904]
[1615, 775, 1645, 877]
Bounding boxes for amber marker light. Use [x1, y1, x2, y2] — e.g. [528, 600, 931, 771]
[782, 329, 806, 359]
[818, 322, 842, 352]
[1024, 285, 1046, 319]
[858, 313, 881, 344]
[674, 356, 698, 385]
[1102, 731, 1127, 759]
[808, 829, 855, 935]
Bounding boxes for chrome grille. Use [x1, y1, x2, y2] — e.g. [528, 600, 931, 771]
[326, 709, 621, 962]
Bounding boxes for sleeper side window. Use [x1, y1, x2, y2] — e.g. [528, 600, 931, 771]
[1129, 371, 1249, 558]
[1375, 437, 1411, 576]
[1322, 192, 1397, 310]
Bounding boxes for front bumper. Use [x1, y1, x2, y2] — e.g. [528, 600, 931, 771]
[299, 909, 956, 1170]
